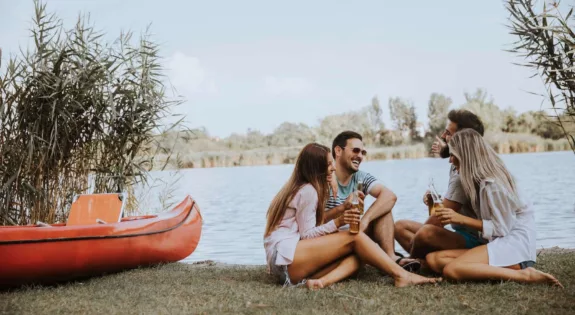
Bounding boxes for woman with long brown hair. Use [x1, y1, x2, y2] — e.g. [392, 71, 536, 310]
[426, 129, 562, 287]
[264, 143, 441, 289]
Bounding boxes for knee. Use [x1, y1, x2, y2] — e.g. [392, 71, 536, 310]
[394, 220, 410, 236]
[350, 254, 363, 268]
[413, 224, 437, 245]
[425, 252, 439, 269]
[425, 251, 437, 264]
[353, 231, 373, 245]
[443, 262, 463, 281]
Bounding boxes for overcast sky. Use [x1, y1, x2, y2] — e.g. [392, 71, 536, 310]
[0, 0, 552, 137]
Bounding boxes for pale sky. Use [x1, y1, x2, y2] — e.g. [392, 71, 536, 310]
[0, 0, 552, 138]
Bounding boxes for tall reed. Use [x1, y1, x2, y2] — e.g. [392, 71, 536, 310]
[0, 1, 184, 225]
[506, 0, 575, 153]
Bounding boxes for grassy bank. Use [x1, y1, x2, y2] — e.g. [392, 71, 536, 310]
[155, 133, 571, 170]
[2, 251, 574, 314]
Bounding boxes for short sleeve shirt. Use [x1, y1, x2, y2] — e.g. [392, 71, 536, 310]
[445, 165, 485, 243]
[325, 170, 380, 211]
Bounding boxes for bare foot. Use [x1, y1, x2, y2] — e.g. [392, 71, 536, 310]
[306, 279, 325, 290]
[394, 272, 442, 288]
[522, 267, 563, 288]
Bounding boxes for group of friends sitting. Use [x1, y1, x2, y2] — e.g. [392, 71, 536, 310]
[263, 109, 563, 289]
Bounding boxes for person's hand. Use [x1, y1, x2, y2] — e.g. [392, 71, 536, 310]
[423, 190, 431, 206]
[342, 191, 365, 209]
[431, 136, 447, 155]
[335, 208, 361, 228]
[435, 207, 465, 225]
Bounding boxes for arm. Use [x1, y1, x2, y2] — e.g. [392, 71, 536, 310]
[435, 208, 483, 231]
[480, 184, 518, 241]
[461, 216, 483, 231]
[295, 186, 338, 239]
[361, 183, 397, 225]
[425, 198, 462, 227]
[323, 175, 343, 222]
[324, 203, 346, 222]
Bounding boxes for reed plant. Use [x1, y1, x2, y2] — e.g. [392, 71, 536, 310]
[0, 1, 185, 225]
[506, 0, 575, 153]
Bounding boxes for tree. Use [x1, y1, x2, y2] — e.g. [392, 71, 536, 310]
[318, 110, 371, 145]
[366, 96, 385, 144]
[461, 89, 503, 132]
[501, 107, 519, 133]
[427, 93, 452, 136]
[389, 97, 419, 143]
[269, 122, 315, 147]
[506, 0, 575, 152]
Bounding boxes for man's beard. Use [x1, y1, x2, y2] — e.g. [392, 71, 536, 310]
[348, 161, 359, 173]
[439, 140, 450, 159]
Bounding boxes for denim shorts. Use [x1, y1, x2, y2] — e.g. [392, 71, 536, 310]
[518, 260, 536, 269]
[270, 248, 307, 288]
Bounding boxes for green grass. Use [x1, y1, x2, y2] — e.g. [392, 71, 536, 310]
[2, 252, 574, 314]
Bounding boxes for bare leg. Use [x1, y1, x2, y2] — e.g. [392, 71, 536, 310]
[427, 249, 535, 274]
[371, 212, 413, 264]
[394, 219, 422, 252]
[353, 232, 441, 287]
[442, 245, 563, 287]
[288, 231, 441, 287]
[426, 249, 468, 274]
[372, 212, 395, 257]
[410, 224, 467, 259]
[288, 232, 354, 282]
[306, 255, 362, 290]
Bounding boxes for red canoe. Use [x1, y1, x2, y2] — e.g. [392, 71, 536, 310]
[0, 195, 202, 289]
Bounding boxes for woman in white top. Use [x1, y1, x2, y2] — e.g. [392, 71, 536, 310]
[263, 143, 441, 289]
[426, 129, 562, 287]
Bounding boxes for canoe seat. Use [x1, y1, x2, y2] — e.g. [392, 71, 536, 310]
[66, 193, 127, 226]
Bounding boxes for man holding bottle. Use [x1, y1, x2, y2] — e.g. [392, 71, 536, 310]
[325, 131, 419, 271]
[394, 109, 487, 259]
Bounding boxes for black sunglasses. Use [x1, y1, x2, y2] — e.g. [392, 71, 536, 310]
[343, 146, 367, 156]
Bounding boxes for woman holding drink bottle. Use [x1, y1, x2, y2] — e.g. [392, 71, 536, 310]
[425, 129, 562, 287]
[263, 143, 441, 290]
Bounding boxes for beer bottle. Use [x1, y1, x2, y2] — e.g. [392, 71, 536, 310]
[349, 182, 361, 234]
[356, 180, 364, 215]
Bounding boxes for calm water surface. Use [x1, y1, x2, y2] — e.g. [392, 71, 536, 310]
[137, 151, 575, 265]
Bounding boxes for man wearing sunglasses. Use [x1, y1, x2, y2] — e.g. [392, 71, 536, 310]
[325, 131, 419, 271]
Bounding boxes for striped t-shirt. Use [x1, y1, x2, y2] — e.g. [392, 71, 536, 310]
[326, 170, 379, 211]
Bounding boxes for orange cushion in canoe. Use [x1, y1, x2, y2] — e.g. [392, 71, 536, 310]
[67, 193, 126, 226]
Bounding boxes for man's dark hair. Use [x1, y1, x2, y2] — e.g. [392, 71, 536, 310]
[447, 109, 485, 136]
[440, 109, 485, 158]
[332, 131, 362, 159]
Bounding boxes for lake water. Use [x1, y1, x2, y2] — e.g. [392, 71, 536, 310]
[137, 151, 575, 265]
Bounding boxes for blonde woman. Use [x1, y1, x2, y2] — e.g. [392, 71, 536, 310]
[426, 129, 562, 287]
[263, 143, 441, 289]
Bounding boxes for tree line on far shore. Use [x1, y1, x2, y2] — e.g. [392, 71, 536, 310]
[162, 88, 569, 154]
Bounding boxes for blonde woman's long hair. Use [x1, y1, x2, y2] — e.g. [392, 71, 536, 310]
[264, 143, 331, 237]
[448, 129, 519, 210]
